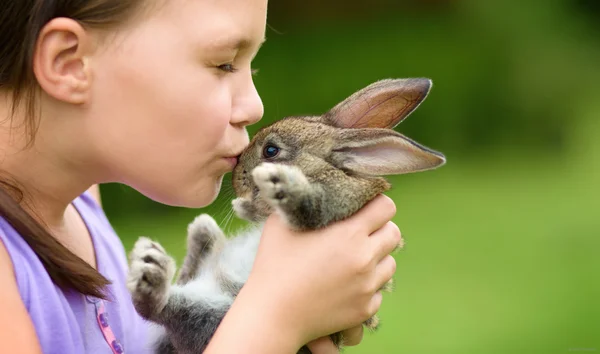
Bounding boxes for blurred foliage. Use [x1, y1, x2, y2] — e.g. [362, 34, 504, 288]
[101, 1, 600, 353]
[101, 0, 599, 216]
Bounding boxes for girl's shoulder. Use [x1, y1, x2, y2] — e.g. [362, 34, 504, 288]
[0, 191, 152, 354]
[0, 190, 127, 301]
[0, 203, 39, 303]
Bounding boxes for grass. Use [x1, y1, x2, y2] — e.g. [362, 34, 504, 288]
[110, 129, 600, 353]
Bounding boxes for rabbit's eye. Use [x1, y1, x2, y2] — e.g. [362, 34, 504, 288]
[263, 145, 280, 159]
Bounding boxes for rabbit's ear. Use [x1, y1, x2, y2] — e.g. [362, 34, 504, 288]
[324, 78, 432, 129]
[332, 129, 446, 175]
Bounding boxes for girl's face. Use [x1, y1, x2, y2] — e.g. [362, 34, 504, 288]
[88, 0, 267, 207]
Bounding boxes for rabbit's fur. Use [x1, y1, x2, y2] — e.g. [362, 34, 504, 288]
[127, 78, 446, 353]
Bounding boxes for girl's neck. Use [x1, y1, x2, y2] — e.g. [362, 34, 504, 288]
[0, 97, 94, 232]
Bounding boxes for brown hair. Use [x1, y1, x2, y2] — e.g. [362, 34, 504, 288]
[0, 0, 147, 299]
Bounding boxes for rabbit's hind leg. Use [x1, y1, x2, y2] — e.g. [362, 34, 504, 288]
[161, 283, 232, 353]
[176, 214, 226, 285]
[364, 315, 380, 331]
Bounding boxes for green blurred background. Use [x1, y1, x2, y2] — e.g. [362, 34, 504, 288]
[101, 1, 600, 353]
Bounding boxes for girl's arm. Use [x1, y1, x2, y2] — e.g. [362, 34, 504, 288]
[0, 241, 42, 354]
[204, 280, 304, 354]
[204, 282, 364, 354]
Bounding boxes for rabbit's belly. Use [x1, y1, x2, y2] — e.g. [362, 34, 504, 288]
[176, 271, 234, 309]
[218, 224, 264, 284]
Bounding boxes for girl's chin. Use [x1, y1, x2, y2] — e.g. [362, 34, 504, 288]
[138, 175, 225, 209]
[183, 176, 224, 208]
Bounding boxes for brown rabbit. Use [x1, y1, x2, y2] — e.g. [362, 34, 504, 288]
[127, 78, 446, 354]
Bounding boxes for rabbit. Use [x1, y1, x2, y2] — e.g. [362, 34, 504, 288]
[126, 78, 446, 354]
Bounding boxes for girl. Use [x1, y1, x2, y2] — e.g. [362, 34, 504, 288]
[0, 0, 401, 353]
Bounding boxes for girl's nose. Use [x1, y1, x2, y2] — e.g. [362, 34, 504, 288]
[231, 79, 264, 127]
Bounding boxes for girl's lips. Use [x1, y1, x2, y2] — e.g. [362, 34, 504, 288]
[223, 156, 239, 170]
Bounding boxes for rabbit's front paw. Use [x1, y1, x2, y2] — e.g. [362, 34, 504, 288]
[232, 197, 260, 221]
[252, 163, 309, 208]
[127, 237, 176, 320]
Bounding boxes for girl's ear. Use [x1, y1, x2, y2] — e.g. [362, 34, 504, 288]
[332, 129, 446, 175]
[323, 78, 432, 129]
[33, 18, 94, 105]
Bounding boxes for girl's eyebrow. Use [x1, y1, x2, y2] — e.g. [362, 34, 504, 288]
[211, 36, 267, 52]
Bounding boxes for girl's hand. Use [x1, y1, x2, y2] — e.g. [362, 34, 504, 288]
[307, 325, 364, 353]
[247, 194, 401, 349]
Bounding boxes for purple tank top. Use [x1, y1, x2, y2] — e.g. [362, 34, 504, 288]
[0, 192, 152, 354]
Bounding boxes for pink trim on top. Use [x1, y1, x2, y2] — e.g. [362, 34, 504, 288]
[95, 299, 125, 354]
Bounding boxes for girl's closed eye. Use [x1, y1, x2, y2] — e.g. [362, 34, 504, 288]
[216, 63, 260, 76]
[217, 63, 238, 73]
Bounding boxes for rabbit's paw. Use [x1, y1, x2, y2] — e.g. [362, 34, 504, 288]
[252, 163, 310, 208]
[393, 234, 405, 253]
[381, 278, 395, 292]
[187, 214, 224, 252]
[364, 315, 380, 331]
[177, 214, 226, 284]
[232, 197, 260, 221]
[127, 237, 176, 320]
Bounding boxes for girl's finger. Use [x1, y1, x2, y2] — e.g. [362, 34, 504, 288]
[374, 254, 397, 290]
[369, 221, 402, 261]
[340, 325, 364, 346]
[306, 336, 339, 354]
[349, 194, 397, 234]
